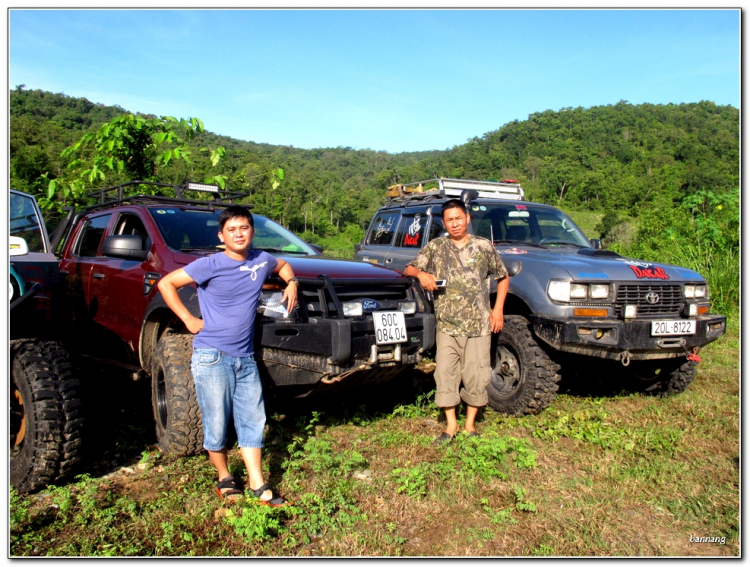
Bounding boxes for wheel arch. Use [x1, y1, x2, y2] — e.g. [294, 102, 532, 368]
[140, 287, 201, 373]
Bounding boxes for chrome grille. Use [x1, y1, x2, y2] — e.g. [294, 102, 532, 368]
[614, 284, 683, 318]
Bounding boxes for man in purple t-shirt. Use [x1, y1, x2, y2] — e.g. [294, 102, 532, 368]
[159, 205, 297, 505]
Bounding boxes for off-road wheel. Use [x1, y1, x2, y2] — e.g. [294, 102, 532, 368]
[151, 333, 203, 456]
[487, 315, 561, 416]
[10, 339, 84, 493]
[624, 358, 697, 397]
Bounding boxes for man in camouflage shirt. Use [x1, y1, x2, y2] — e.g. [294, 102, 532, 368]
[405, 199, 509, 444]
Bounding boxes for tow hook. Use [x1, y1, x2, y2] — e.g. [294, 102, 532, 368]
[617, 350, 632, 367]
[683, 345, 702, 363]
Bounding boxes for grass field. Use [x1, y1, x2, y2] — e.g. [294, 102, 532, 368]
[10, 316, 738, 557]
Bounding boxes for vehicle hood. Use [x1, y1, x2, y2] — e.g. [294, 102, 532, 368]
[172, 250, 405, 279]
[280, 254, 406, 279]
[497, 246, 705, 282]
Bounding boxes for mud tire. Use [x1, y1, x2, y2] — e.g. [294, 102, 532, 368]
[151, 333, 203, 456]
[10, 339, 83, 493]
[487, 315, 561, 416]
[625, 358, 697, 397]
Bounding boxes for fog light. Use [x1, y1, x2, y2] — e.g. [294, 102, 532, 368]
[688, 304, 697, 316]
[595, 329, 605, 340]
[398, 301, 417, 314]
[624, 305, 637, 319]
[342, 302, 363, 317]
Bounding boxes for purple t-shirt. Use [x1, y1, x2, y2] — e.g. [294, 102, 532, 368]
[184, 250, 278, 357]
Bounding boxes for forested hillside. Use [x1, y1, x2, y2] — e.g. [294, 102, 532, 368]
[9, 87, 739, 310]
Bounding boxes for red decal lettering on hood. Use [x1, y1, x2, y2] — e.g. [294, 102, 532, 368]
[629, 265, 669, 280]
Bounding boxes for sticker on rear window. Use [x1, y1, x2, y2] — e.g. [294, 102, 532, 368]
[156, 209, 166, 214]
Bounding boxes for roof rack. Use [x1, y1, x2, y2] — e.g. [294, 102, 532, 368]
[83, 180, 252, 212]
[385, 178, 524, 203]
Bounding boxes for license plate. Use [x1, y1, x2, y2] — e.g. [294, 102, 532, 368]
[373, 311, 407, 345]
[651, 320, 696, 336]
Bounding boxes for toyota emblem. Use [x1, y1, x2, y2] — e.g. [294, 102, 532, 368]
[645, 292, 660, 304]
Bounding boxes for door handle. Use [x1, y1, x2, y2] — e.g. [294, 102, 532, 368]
[93, 273, 105, 279]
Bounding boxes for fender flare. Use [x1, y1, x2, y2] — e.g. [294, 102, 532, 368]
[139, 286, 201, 373]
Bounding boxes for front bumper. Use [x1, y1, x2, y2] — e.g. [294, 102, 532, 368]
[528, 313, 726, 361]
[255, 312, 435, 386]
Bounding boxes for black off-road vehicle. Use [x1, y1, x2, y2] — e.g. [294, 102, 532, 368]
[10, 189, 83, 492]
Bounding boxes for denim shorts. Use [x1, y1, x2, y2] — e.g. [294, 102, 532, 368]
[190, 348, 266, 451]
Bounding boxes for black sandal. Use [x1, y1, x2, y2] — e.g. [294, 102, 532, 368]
[215, 475, 243, 501]
[432, 432, 454, 446]
[249, 484, 292, 507]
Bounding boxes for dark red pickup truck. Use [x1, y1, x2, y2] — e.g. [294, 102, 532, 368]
[57, 181, 435, 455]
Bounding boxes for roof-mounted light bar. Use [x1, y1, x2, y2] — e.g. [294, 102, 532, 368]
[184, 182, 220, 193]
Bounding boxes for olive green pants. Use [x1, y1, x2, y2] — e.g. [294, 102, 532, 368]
[434, 332, 492, 408]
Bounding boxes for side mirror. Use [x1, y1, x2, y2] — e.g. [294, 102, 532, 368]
[102, 235, 148, 260]
[506, 261, 522, 277]
[308, 243, 324, 255]
[9, 236, 29, 257]
[354, 243, 362, 253]
[589, 238, 602, 250]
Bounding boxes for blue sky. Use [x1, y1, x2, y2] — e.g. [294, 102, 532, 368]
[9, 9, 740, 153]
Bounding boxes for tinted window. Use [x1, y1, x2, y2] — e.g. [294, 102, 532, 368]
[428, 215, 445, 242]
[396, 213, 428, 248]
[148, 208, 315, 255]
[10, 193, 45, 253]
[467, 204, 590, 247]
[76, 215, 112, 257]
[367, 212, 400, 246]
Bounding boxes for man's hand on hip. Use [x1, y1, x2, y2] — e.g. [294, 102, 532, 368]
[185, 315, 204, 334]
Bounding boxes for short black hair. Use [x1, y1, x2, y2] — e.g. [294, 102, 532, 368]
[441, 199, 467, 219]
[218, 205, 254, 231]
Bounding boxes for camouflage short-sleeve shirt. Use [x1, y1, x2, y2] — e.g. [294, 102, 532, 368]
[408, 235, 508, 337]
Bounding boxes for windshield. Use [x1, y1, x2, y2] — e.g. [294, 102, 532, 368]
[467, 203, 591, 248]
[148, 208, 316, 255]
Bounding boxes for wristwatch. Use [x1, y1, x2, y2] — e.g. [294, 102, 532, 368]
[286, 277, 299, 285]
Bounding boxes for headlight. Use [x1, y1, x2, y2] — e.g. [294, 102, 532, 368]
[548, 281, 611, 302]
[570, 284, 588, 299]
[695, 285, 707, 298]
[548, 281, 571, 302]
[684, 285, 695, 298]
[590, 284, 610, 299]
